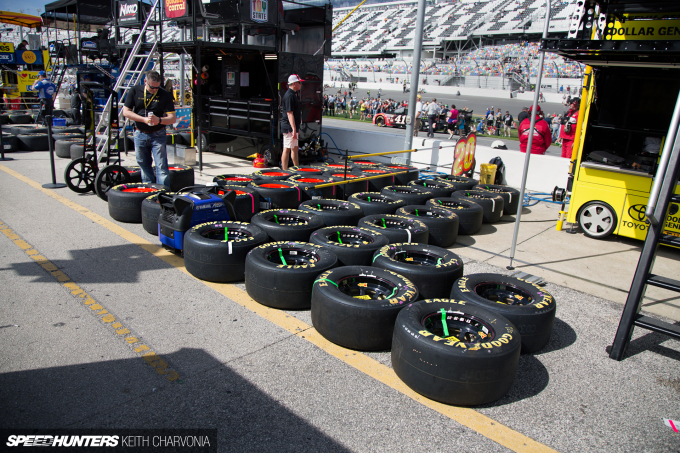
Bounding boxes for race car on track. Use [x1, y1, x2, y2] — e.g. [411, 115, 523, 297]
[372, 107, 448, 133]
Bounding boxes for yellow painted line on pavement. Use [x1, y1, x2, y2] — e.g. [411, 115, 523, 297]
[0, 164, 557, 453]
[0, 218, 181, 383]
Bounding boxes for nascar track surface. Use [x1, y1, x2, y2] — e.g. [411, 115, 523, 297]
[1, 150, 679, 452]
[323, 88, 565, 157]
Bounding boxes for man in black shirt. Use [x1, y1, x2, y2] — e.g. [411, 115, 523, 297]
[123, 71, 176, 186]
[280, 74, 303, 170]
[517, 106, 529, 128]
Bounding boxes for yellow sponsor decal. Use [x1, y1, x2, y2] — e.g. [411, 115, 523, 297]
[17, 71, 39, 92]
[0, 42, 14, 52]
[605, 14, 680, 40]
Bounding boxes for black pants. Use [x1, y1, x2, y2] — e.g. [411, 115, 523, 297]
[428, 115, 437, 137]
[38, 98, 54, 125]
[71, 107, 82, 125]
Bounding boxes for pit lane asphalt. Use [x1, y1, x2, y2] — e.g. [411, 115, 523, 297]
[0, 150, 679, 453]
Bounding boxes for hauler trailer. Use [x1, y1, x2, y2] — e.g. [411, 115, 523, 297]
[109, 0, 331, 168]
[545, 0, 680, 241]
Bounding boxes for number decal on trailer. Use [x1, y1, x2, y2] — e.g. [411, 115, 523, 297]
[451, 133, 476, 176]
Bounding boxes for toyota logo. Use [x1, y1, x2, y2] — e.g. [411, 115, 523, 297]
[628, 204, 647, 222]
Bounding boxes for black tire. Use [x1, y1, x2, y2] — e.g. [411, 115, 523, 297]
[214, 185, 260, 222]
[1, 134, 18, 152]
[392, 299, 521, 406]
[70, 143, 85, 159]
[426, 198, 484, 235]
[309, 226, 389, 266]
[324, 172, 370, 199]
[408, 179, 456, 198]
[288, 175, 337, 200]
[452, 190, 504, 224]
[94, 165, 131, 201]
[290, 166, 325, 177]
[395, 205, 459, 247]
[253, 169, 294, 181]
[298, 199, 364, 226]
[436, 174, 478, 190]
[375, 116, 385, 127]
[373, 243, 463, 299]
[213, 174, 260, 186]
[349, 192, 405, 216]
[17, 134, 48, 151]
[10, 125, 47, 136]
[381, 185, 434, 206]
[311, 266, 418, 350]
[8, 114, 34, 125]
[245, 241, 337, 309]
[382, 164, 419, 185]
[354, 168, 396, 191]
[351, 159, 383, 170]
[64, 158, 96, 193]
[141, 192, 166, 236]
[51, 132, 84, 144]
[0, 115, 9, 125]
[168, 165, 194, 191]
[108, 183, 168, 223]
[184, 221, 268, 283]
[577, 200, 617, 239]
[250, 209, 325, 241]
[249, 181, 302, 210]
[474, 184, 521, 215]
[55, 139, 82, 158]
[358, 214, 429, 244]
[451, 273, 556, 353]
[125, 166, 142, 183]
[325, 163, 354, 173]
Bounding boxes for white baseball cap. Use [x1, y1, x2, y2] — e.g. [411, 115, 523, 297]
[288, 74, 305, 83]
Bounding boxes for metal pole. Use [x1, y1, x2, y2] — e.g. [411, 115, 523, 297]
[403, 0, 426, 164]
[42, 115, 67, 188]
[179, 27, 185, 107]
[508, 0, 551, 270]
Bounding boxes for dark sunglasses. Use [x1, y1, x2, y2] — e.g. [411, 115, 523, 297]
[146, 82, 160, 90]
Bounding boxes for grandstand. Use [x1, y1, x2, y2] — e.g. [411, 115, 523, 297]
[331, 0, 579, 58]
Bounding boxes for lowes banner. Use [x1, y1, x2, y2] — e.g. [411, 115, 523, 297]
[119, 0, 139, 23]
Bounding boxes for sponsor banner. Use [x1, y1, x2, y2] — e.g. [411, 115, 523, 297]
[0, 53, 15, 64]
[164, 0, 187, 19]
[15, 50, 42, 65]
[251, 0, 268, 23]
[0, 429, 217, 452]
[118, 0, 139, 22]
[17, 71, 40, 92]
[81, 40, 98, 50]
[43, 51, 52, 73]
[605, 13, 680, 40]
[0, 42, 15, 53]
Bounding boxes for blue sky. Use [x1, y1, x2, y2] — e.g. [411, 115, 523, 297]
[0, 0, 46, 16]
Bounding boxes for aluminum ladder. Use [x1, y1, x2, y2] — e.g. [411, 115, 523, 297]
[95, 0, 161, 162]
[609, 91, 680, 360]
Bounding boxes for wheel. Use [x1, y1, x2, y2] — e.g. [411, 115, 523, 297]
[451, 273, 556, 353]
[348, 192, 405, 216]
[309, 226, 389, 266]
[1, 134, 18, 152]
[311, 266, 418, 350]
[381, 185, 433, 206]
[253, 169, 294, 181]
[55, 139, 82, 158]
[8, 114, 34, 125]
[392, 299, 521, 406]
[290, 166, 326, 177]
[64, 158, 97, 193]
[262, 145, 277, 167]
[375, 116, 385, 127]
[17, 134, 49, 151]
[168, 165, 194, 191]
[383, 164, 420, 185]
[288, 175, 336, 200]
[324, 172, 369, 199]
[358, 214, 429, 244]
[298, 200, 364, 226]
[141, 193, 163, 235]
[213, 184, 260, 222]
[436, 174, 478, 190]
[249, 181, 302, 210]
[184, 221, 268, 283]
[245, 241, 338, 309]
[94, 165, 131, 201]
[250, 209, 325, 241]
[395, 205, 459, 247]
[407, 179, 456, 198]
[214, 174, 260, 186]
[426, 197, 484, 235]
[474, 184, 520, 215]
[578, 201, 617, 239]
[11, 125, 47, 136]
[108, 183, 168, 223]
[451, 190, 504, 224]
[70, 143, 85, 159]
[354, 168, 395, 191]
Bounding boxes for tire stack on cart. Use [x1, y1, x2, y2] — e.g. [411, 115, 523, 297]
[100, 160, 554, 406]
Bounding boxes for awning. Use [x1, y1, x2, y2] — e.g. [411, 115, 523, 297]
[42, 0, 113, 26]
[0, 11, 43, 28]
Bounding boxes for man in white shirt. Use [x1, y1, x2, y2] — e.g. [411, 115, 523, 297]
[413, 95, 423, 137]
[426, 98, 440, 137]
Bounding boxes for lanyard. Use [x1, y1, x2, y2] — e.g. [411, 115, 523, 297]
[144, 87, 157, 110]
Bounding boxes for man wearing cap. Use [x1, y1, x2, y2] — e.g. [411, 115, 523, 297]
[560, 98, 580, 159]
[519, 105, 551, 155]
[281, 74, 303, 170]
[413, 94, 423, 137]
[31, 71, 57, 125]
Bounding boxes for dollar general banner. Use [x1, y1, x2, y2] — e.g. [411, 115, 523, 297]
[605, 14, 680, 40]
[15, 50, 43, 65]
[17, 71, 39, 92]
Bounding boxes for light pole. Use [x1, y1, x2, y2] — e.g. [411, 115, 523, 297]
[552, 61, 560, 94]
[472, 60, 481, 88]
